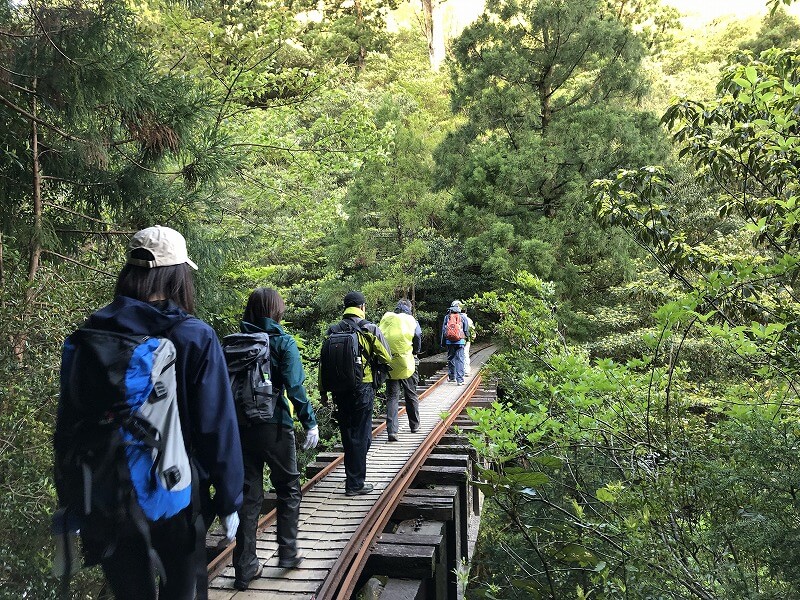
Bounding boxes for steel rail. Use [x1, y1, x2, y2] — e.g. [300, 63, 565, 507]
[314, 372, 484, 600]
[206, 372, 449, 581]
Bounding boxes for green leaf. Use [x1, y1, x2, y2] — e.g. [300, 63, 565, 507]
[505, 471, 550, 488]
[596, 487, 616, 502]
[532, 455, 564, 468]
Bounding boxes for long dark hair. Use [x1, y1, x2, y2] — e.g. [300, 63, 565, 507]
[115, 248, 196, 313]
[243, 287, 285, 324]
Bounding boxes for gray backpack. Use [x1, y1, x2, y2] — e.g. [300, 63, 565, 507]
[222, 332, 279, 425]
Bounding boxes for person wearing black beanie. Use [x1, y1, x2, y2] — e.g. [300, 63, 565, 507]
[319, 291, 392, 496]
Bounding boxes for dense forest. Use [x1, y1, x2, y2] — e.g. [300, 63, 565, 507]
[2, 0, 800, 597]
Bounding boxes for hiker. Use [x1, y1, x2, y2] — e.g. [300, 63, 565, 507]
[462, 307, 475, 376]
[53, 225, 243, 600]
[319, 291, 392, 496]
[229, 288, 319, 590]
[379, 299, 422, 441]
[441, 299, 470, 385]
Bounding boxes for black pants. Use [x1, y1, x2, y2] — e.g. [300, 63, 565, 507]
[385, 373, 420, 435]
[333, 383, 375, 491]
[234, 423, 301, 582]
[100, 508, 199, 600]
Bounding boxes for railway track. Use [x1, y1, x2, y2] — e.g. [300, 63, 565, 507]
[207, 345, 495, 599]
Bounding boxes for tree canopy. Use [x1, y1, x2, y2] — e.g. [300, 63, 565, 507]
[3, 0, 800, 597]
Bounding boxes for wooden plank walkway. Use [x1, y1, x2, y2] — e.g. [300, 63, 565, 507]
[209, 347, 493, 599]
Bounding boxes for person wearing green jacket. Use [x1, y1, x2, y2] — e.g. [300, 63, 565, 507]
[320, 291, 392, 496]
[232, 288, 318, 589]
[379, 299, 422, 441]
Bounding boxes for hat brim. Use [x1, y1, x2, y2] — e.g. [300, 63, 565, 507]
[186, 257, 198, 270]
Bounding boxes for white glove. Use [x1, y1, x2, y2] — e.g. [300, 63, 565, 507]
[302, 425, 319, 450]
[222, 512, 240, 543]
[52, 531, 81, 578]
[51, 508, 81, 578]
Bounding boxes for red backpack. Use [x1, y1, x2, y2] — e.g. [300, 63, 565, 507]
[444, 312, 465, 342]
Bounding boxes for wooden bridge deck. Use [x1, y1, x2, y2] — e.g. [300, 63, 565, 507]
[208, 346, 495, 599]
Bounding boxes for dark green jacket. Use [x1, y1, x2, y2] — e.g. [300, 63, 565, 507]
[241, 318, 317, 431]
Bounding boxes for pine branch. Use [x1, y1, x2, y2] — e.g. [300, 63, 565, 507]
[0, 92, 87, 142]
[43, 202, 120, 227]
[29, 3, 80, 67]
[54, 229, 134, 236]
[42, 250, 115, 277]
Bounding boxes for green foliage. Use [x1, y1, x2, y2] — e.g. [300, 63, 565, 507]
[768, 0, 799, 15]
[0, 263, 110, 596]
[294, 0, 399, 69]
[592, 49, 800, 388]
[324, 94, 450, 310]
[468, 48, 800, 594]
[463, 45, 800, 600]
[469, 270, 800, 598]
[435, 0, 669, 307]
[741, 7, 800, 56]
[4, 0, 800, 594]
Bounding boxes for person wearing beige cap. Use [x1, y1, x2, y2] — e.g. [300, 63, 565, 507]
[54, 225, 243, 600]
[126, 224, 199, 270]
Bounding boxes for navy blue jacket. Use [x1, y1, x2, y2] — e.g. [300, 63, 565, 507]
[57, 296, 244, 516]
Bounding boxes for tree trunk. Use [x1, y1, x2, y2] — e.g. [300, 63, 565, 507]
[355, 0, 366, 72]
[422, 0, 434, 67]
[0, 231, 4, 303]
[27, 84, 43, 290]
[15, 7, 43, 362]
[539, 23, 555, 217]
[421, 0, 446, 71]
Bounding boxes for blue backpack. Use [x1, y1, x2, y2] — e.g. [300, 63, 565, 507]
[54, 325, 193, 576]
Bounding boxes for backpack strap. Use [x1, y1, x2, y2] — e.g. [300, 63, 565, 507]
[354, 319, 388, 390]
[113, 454, 167, 583]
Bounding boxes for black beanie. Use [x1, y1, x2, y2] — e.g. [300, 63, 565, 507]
[343, 291, 366, 308]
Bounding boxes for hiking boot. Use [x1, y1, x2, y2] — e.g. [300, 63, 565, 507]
[345, 483, 374, 496]
[233, 578, 251, 591]
[388, 433, 398, 442]
[278, 552, 304, 569]
[233, 562, 262, 590]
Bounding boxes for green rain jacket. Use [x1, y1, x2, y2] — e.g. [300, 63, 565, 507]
[379, 311, 420, 380]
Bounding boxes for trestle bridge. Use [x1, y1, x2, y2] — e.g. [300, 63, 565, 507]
[206, 345, 497, 600]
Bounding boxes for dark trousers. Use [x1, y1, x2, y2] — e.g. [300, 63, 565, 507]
[385, 373, 420, 435]
[234, 423, 301, 582]
[334, 383, 375, 491]
[100, 508, 199, 600]
[447, 344, 466, 383]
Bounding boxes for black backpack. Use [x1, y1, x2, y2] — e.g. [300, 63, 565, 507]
[320, 319, 367, 393]
[53, 324, 193, 583]
[222, 332, 279, 425]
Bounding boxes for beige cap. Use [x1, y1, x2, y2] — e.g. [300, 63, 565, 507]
[127, 225, 198, 270]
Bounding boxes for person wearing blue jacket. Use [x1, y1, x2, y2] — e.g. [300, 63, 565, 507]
[441, 299, 470, 385]
[232, 287, 319, 589]
[54, 226, 243, 600]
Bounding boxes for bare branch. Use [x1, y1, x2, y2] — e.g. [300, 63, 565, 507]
[42, 249, 115, 277]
